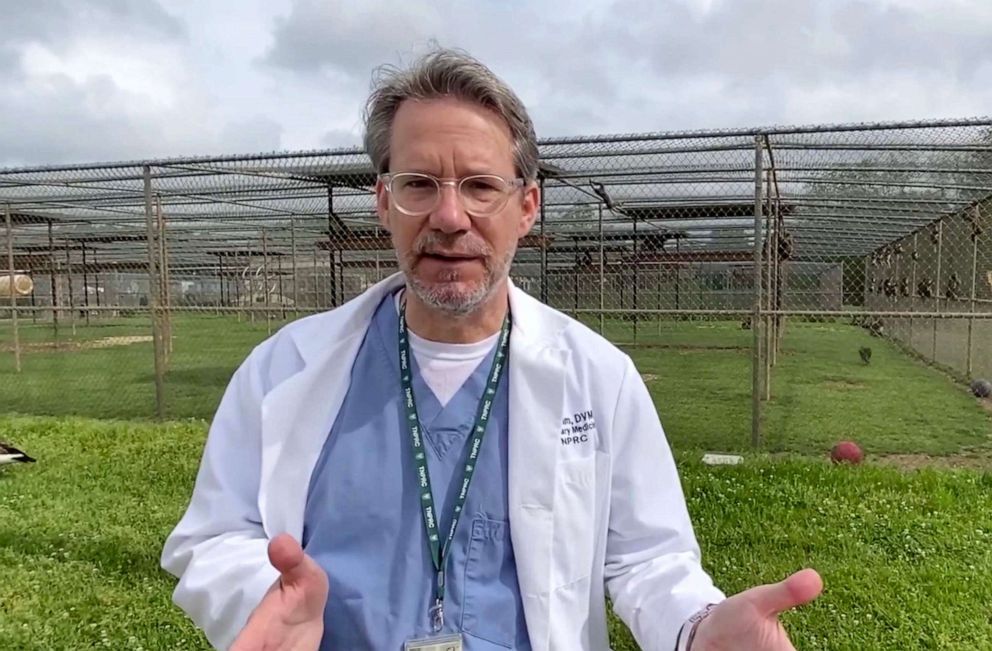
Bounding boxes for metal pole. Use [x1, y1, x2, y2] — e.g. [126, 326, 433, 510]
[909, 234, 917, 347]
[81, 242, 90, 326]
[29, 272, 37, 325]
[751, 137, 764, 448]
[764, 170, 773, 399]
[773, 193, 783, 360]
[327, 185, 337, 307]
[65, 238, 75, 336]
[967, 206, 980, 377]
[278, 246, 285, 320]
[5, 205, 21, 372]
[262, 229, 271, 336]
[540, 177, 547, 304]
[218, 254, 225, 312]
[246, 243, 255, 325]
[339, 249, 346, 305]
[143, 166, 165, 419]
[234, 253, 242, 321]
[92, 249, 100, 319]
[632, 211, 639, 343]
[863, 253, 871, 316]
[312, 244, 318, 310]
[572, 239, 579, 316]
[48, 220, 58, 338]
[932, 221, 943, 361]
[657, 256, 663, 335]
[598, 203, 605, 335]
[157, 195, 172, 360]
[291, 218, 299, 318]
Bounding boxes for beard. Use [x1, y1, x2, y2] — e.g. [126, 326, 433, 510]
[398, 231, 515, 316]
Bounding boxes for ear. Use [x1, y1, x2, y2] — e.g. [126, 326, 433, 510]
[375, 178, 392, 232]
[516, 181, 540, 238]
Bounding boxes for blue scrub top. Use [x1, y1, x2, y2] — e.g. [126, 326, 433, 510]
[302, 291, 532, 650]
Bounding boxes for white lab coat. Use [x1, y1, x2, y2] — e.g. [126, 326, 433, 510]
[161, 272, 725, 651]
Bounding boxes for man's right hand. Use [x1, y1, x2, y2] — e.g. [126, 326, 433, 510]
[230, 533, 329, 651]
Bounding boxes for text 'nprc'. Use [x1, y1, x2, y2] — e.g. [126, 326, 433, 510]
[561, 410, 595, 446]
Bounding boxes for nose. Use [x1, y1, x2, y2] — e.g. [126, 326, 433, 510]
[428, 182, 472, 234]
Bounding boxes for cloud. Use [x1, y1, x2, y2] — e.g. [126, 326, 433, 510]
[0, 0, 185, 53]
[219, 116, 285, 154]
[257, 0, 992, 141]
[0, 2, 300, 165]
[2, 0, 991, 167]
[320, 128, 363, 149]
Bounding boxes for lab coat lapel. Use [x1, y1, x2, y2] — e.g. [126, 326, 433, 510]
[507, 284, 568, 651]
[258, 274, 406, 537]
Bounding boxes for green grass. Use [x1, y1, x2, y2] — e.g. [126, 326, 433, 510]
[1, 415, 990, 650]
[627, 319, 992, 457]
[2, 314, 990, 458]
[0, 313, 297, 420]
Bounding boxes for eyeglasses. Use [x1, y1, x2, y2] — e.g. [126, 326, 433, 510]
[380, 172, 526, 218]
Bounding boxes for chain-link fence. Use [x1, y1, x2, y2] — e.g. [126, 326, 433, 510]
[2, 118, 990, 449]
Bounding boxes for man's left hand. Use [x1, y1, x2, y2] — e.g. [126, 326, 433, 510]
[690, 568, 823, 650]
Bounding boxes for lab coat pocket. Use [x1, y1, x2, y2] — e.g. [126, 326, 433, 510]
[461, 517, 527, 649]
[552, 456, 596, 588]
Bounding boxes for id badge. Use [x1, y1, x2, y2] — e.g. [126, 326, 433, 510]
[404, 632, 463, 651]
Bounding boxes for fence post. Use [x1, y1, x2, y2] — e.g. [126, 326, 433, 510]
[48, 219, 59, 339]
[156, 195, 172, 361]
[932, 221, 943, 362]
[218, 254, 225, 315]
[143, 166, 165, 419]
[863, 252, 871, 317]
[540, 177, 547, 304]
[764, 169, 774, 399]
[311, 244, 318, 311]
[598, 202, 605, 335]
[967, 205, 980, 377]
[65, 237, 76, 336]
[910, 233, 917, 347]
[277, 241, 285, 321]
[326, 185, 337, 307]
[632, 210, 638, 343]
[572, 238, 579, 316]
[5, 204, 21, 372]
[291, 218, 299, 318]
[234, 252, 242, 321]
[262, 229, 271, 336]
[81, 242, 90, 326]
[751, 136, 764, 447]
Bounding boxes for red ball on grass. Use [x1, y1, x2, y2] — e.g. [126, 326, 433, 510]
[831, 440, 864, 465]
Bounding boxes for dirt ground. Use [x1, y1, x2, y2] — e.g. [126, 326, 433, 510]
[0, 335, 152, 353]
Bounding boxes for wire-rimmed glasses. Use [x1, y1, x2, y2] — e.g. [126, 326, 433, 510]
[380, 172, 526, 217]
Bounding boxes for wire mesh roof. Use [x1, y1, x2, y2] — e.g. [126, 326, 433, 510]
[1, 116, 990, 274]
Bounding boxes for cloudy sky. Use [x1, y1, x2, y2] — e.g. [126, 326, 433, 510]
[1, 0, 990, 167]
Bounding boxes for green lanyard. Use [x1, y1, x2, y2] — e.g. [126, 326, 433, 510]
[398, 301, 511, 633]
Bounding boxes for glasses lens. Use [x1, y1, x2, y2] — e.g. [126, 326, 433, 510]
[391, 174, 438, 215]
[460, 175, 510, 216]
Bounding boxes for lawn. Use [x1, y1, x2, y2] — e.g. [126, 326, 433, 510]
[1, 415, 990, 650]
[2, 314, 990, 458]
[2, 313, 992, 650]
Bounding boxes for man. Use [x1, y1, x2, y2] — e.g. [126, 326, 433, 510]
[161, 48, 822, 651]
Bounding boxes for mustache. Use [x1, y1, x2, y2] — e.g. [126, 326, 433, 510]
[413, 232, 492, 257]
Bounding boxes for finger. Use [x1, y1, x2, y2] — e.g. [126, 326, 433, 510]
[268, 533, 328, 601]
[746, 568, 823, 617]
[268, 533, 305, 578]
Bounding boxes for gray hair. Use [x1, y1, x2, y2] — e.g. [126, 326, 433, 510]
[362, 47, 540, 182]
